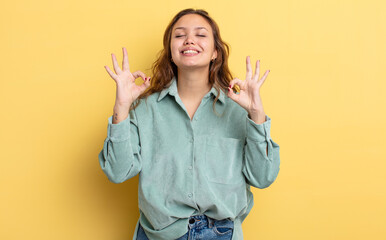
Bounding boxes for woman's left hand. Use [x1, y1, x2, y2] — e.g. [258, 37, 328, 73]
[227, 56, 269, 124]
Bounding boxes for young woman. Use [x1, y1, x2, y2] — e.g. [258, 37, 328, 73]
[99, 8, 280, 240]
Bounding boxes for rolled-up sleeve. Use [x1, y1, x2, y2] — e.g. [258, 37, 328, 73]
[242, 115, 280, 189]
[98, 109, 142, 184]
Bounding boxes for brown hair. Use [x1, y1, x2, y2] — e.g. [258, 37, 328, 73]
[131, 8, 233, 113]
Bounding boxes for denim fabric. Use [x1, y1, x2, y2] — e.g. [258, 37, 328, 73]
[136, 215, 234, 240]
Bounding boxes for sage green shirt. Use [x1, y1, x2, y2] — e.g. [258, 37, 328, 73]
[98, 77, 280, 240]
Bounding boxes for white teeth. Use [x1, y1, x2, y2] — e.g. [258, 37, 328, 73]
[183, 50, 198, 54]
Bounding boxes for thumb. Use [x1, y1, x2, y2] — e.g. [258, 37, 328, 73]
[227, 78, 243, 102]
[227, 85, 239, 102]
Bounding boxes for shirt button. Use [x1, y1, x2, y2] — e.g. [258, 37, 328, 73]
[188, 166, 193, 170]
[189, 138, 194, 143]
[188, 193, 193, 198]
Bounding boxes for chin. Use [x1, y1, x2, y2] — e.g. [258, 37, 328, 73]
[176, 61, 210, 70]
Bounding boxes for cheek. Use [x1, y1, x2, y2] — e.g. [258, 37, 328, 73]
[203, 43, 215, 54]
[170, 46, 178, 58]
[170, 41, 181, 54]
[201, 39, 215, 51]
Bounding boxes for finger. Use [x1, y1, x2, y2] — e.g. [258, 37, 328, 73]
[258, 70, 270, 86]
[132, 70, 147, 82]
[122, 47, 130, 72]
[246, 56, 252, 80]
[229, 78, 244, 92]
[104, 65, 117, 81]
[111, 53, 122, 74]
[253, 60, 260, 82]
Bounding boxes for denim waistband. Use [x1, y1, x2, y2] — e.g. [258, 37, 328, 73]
[188, 214, 234, 229]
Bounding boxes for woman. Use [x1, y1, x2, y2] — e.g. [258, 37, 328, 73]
[99, 8, 280, 240]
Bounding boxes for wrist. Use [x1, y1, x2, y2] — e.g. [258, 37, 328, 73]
[248, 110, 266, 124]
[114, 101, 132, 111]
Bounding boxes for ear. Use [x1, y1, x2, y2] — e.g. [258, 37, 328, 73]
[212, 49, 218, 59]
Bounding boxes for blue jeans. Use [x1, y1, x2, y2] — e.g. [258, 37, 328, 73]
[136, 214, 234, 240]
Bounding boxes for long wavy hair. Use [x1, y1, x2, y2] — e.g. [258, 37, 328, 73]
[131, 8, 233, 113]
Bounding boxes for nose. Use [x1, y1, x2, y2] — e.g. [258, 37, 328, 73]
[184, 39, 194, 45]
[184, 35, 195, 45]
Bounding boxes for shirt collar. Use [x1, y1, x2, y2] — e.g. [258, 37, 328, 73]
[157, 76, 226, 104]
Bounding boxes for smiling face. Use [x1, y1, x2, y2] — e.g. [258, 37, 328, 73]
[170, 14, 218, 71]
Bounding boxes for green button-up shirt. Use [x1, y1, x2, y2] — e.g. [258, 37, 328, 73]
[98, 77, 280, 240]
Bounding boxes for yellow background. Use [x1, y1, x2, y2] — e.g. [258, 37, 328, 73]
[1, 0, 385, 239]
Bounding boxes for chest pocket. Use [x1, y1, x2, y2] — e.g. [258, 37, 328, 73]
[204, 136, 245, 184]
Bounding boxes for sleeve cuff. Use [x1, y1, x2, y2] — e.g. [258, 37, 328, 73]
[246, 114, 272, 142]
[107, 114, 131, 142]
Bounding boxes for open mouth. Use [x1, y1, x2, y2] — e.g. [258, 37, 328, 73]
[181, 50, 200, 55]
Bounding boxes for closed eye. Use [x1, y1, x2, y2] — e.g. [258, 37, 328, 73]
[175, 35, 206, 38]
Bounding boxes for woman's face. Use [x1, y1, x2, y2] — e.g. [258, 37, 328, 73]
[170, 14, 218, 71]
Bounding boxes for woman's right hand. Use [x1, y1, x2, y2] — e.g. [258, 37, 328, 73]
[104, 47, 151, 109]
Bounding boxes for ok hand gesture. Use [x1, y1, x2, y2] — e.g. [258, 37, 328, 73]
[104, 47, 151, 108]
[227, 56, 270, 124]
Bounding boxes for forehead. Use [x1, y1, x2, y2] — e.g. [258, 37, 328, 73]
[173, 14, 212, 32]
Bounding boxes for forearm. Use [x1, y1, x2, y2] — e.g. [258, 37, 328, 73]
[242, 114, 280, 188]
[99, 108, 142, 183]
[243, 138, 280, 189]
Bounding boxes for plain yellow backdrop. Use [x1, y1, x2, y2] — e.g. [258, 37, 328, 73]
[1, 0, 385, 239]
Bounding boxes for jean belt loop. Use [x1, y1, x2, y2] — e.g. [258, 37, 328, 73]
[207, 216, 214, 228]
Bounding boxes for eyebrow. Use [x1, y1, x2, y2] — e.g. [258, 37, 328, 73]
[174, 27, 208, 31]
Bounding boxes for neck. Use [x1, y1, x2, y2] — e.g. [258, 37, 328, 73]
[176, 68, 212, 102]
